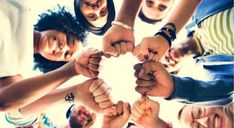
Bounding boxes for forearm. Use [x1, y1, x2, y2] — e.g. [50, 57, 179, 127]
[163, 0, 201, 33]
[0, 66, 75, 111]
[19, 84, 78, 117]
[116, 0, 142, 27]
[167, 76, 233, 106]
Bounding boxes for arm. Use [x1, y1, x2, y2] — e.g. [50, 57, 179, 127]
[0, 49, 102, 111]
[167, 76, 233, 106]
[19, 78, 113, 117]
[102, 0, 142, 57]
[134, 61, 233, 106]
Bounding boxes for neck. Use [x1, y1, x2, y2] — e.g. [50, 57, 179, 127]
[34, 31, 41, 53]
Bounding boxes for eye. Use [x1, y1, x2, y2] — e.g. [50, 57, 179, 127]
[100, 7, 108, 17]
[146, 0, 154, 7]
[86, 14, 97, 21]
[158, 4, 167, 11]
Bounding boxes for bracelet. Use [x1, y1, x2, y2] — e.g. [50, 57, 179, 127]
[154, 30, 172, 47]
[111, 21, 134, 31]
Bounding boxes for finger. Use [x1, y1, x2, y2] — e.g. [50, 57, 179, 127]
[89, 57, 102, 65]
[134, 63, 143, 71]
[135, 86, 154, 95]
[136, 79, 155, 87]
[148, 52, 154, 60]
[93, 83, 109, 97]
[82, 48, 99, 58]
[99, 100, 113, 108]
[76, 65, 92, 78]
[133, 101, 144, 115]
[122, 102, 130, 120]
[117, 101, 124, 115]
[88, 63, 100, 71]
[144, 100, 160, 116]
[103, 106, 117, 116]
[113, 43, 121, 57]
[89, 79, 104, 92]
[126, 42, 134, 52]
[140, 42, 149, 57]
[103, 38, 118, 56]
[91, 51, 103, 58]
[95, 89, 111, 102]
[88, 70, 99, 79]
[120, 42, 128, 55]
[131, 104, 143, 118]
[132, 45, 140, 57]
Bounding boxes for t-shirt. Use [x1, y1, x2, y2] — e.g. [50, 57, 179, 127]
[0, 0, 34, 77]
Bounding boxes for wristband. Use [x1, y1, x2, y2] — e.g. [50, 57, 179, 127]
[111, 21, 134, 31]
[154, 30, 172, 47]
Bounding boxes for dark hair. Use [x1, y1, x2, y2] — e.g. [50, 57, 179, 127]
[138, 8, 162, 24]
[74, 0, 115, 35]
[34, 6, 88, 73]
[66, 105, 83, 128]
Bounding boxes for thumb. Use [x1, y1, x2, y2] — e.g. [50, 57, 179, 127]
[122, 102, 130, 120]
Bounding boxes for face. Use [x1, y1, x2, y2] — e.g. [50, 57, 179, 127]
[79, 0, 108, 27]
[142, 0, 173, 20]
[71, 105, 96, 127]
[38, 30, 82, 61]
[180, 105, 233, 128]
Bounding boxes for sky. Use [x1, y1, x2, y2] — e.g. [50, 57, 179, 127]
[0, 0, 202, 127]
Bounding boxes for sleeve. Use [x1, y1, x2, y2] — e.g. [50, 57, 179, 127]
[166, 75, 233, 106]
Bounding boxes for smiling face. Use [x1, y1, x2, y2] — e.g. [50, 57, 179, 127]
[180, 105, 233, 128]
[142, 0, 173, 20]
[38, 30, 82, 62]
[79, 0, 108, 27]
[70, 105, 96, 127]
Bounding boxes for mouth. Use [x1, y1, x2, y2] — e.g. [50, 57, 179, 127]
[214, 114, 223, 128]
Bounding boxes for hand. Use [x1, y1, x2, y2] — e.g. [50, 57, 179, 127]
[162, 37, 199, 71]
[102, 101, 131, 128]
[133, 36, 169, 62]
[76, 79, 113, 113]
[134, 61, 174, 98]
[131, 97, 168, 128]
[75, 48, 103, 78]
[102, 25, 135, 57]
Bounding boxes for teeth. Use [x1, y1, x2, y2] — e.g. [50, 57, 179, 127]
[215, 115, 219, 128]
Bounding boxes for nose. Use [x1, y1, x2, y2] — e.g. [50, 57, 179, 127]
[195, 117, 208, 128]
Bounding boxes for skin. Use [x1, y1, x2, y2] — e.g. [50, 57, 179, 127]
[79, 0, 108, 27]
[70, 105, 96, 127]
[142, 0, 174, 20]
[34, 30, 82, 61]
[180, 105, 233, 128]
[131, 97, 168, 128]
[102, 101, 131, 128]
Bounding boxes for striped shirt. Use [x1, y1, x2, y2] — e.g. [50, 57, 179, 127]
[194, 7, 234, 56]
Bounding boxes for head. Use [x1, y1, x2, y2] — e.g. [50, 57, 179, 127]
[34, 6, 88, 73]
[139, 0, 174, 24]
[178, 104, 233, 128]
[74, 0, 115, 35]
[67, 105, 96, 128]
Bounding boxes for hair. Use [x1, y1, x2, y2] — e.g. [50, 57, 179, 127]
[69, 116, 83, 128]
[138, 8, 162, 24]
[74, 0, 115, 35]
[33, 6, 88, 73]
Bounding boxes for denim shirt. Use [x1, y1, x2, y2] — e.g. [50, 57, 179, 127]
[186, 0, 233, 32]
[167, 55, 234, 106]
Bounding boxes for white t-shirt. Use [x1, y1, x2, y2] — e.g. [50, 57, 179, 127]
[0, 0, 34, 77]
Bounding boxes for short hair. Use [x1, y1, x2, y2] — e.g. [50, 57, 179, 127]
[33, 6, 88, 73]
[138, 8, 162, 24]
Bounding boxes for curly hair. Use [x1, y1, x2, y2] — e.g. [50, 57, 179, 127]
[34, 6, 88, 73]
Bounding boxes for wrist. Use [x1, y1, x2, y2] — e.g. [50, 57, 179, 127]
[111, 21, 134, 31]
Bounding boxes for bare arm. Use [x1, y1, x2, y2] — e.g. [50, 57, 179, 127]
[116, 0, 142, 27]
[163, 0, 201, 33]
[0, 61, 76, 112]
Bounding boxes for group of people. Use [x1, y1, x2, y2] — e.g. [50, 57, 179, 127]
[0, 0, 233, 127]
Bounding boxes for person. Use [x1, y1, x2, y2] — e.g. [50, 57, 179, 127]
[134, 60, 233, 106]
[74, 0, 115, 35]
[130, 97, 170, 128]
[5, 78, 113, 128]
[0, 1, 101, 112]
[102, 101, 131, 128]
[178, 102, 233, 128]
[66, 104, 97, 128]
[138, 0, 174, 24]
